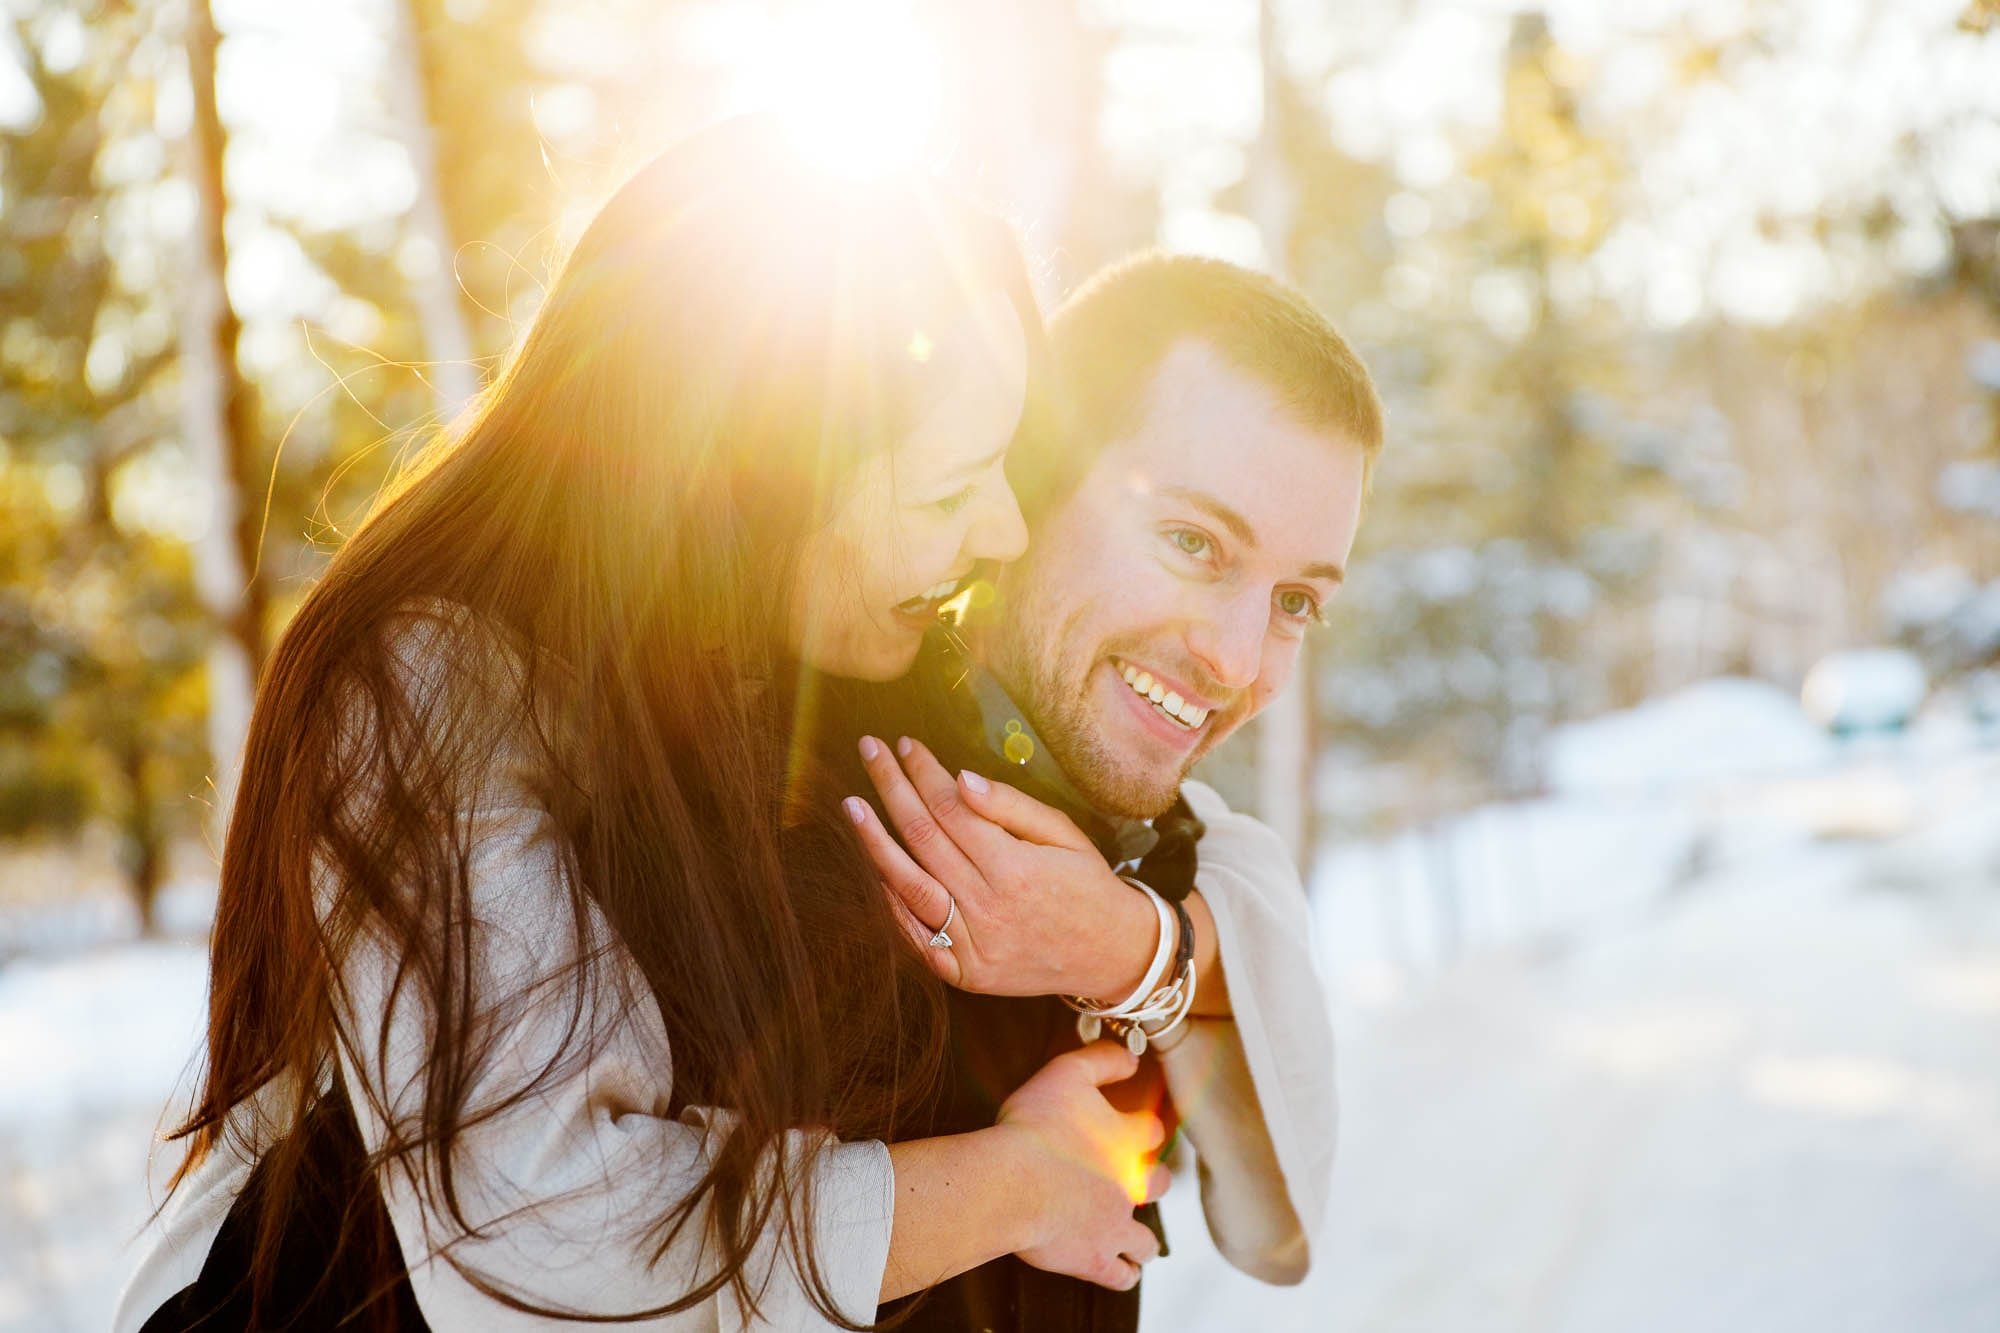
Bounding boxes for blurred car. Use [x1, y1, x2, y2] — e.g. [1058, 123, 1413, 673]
[1801, 649, 1928, 735]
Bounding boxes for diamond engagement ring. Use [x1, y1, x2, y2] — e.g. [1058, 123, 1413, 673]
[927, 895, 958, 949]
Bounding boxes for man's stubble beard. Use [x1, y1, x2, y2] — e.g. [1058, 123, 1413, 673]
[980, 581, 1186, 822]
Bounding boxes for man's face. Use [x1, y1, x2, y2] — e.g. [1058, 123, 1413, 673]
[979, 338, 1369, 819]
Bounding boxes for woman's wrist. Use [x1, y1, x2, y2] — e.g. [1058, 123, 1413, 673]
[1088, 877, 1168, 1001]
[883, 1125, 1051, 1301]
[983, 1121, 1056, 1253]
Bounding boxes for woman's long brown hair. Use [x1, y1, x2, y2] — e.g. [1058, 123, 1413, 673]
[166, 117, 1044, 1327]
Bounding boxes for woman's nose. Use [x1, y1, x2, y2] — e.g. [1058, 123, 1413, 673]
[968, 476, 1030, 565]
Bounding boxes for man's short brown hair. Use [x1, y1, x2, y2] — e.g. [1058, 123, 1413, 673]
[1011, 252, 1384, 521]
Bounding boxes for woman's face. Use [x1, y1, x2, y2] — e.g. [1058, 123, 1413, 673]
[789, 289, 1031, 681]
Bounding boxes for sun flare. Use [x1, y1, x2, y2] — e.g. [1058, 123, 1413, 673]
[736, 2, 946, 180]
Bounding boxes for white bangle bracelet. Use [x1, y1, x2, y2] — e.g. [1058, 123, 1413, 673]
[1066, 877, 1175, 1021]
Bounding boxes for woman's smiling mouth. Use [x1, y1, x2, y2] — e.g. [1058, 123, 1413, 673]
[891, 576, 965, 624]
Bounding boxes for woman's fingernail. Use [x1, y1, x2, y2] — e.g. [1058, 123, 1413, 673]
[896, 736, 914, 758]
[843, 797, 868, 825]
[960, 770, 989, 794]
[858, 736, 880, 761]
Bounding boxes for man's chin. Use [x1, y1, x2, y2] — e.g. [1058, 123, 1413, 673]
[991, 638, 1187, 818]
[1078, 684, 1215, 816]
[1063, 747, 1185, 822]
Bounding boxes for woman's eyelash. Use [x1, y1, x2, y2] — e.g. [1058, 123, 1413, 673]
[934, 484, 978, 515]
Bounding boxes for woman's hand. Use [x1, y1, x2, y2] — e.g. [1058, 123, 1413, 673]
[843, 735, 1161, 1000]
[996, 1042, 1171, 1290]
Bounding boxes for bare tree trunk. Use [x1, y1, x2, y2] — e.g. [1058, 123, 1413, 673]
[1250, 0, 1312, 868]
[84, 436, 169, 927]
[117, 737, 163, 935]
[385, 0, 479, 417]
[181, 0, 263, 832]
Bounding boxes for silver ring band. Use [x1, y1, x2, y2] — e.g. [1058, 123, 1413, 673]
[927, 895, 957, 949]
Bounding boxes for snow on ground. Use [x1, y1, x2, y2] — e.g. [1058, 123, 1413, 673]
[1144, 842, 2000, 1332]
[3, 684, 1998, 1332]
[0, 943, 206, 1333]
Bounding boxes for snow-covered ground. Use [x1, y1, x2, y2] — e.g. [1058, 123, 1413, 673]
[1148, 838, 2000, 1332]
[3, 681, 1997, 1332]
[1140, 684, 2000, 1332]
[0, 943, 206, 1331]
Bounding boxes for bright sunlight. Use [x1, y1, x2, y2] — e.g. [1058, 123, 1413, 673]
[733, 1, 946, 179]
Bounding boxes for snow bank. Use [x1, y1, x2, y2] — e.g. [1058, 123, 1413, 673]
[1545, 678, 1833, 794]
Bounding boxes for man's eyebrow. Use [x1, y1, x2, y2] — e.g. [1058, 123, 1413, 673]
[1156, 484, 1346, 584]
[1157, 485, 1254, 545]
[1301, 561, 1347, 585]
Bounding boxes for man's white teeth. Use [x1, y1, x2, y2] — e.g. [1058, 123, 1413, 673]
[1117, 662, 1207, 728]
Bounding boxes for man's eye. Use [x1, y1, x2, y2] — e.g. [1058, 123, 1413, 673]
[1169, 529, 1210, 557]
[1276, 589, 1321, 621]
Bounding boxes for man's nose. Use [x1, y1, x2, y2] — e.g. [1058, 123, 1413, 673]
[1186, 591, 1265, 691]
[967, 476, 1030, 566]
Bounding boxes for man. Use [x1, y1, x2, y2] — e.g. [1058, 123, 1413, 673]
[842, 252, 1383, 1330]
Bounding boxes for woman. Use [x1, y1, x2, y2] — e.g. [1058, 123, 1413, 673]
[117, 118, 1169, 1332]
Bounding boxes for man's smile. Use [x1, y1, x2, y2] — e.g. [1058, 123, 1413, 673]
[1098, 657, 1225, 756]
[1110, 657, 1213, 729]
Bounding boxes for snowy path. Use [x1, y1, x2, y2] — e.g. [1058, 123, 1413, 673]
[1143, 845, 2000, 1332]
[4, 831, 1997, 1330]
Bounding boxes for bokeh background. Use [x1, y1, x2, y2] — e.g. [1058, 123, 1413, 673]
[4, 0, 1999, 1328]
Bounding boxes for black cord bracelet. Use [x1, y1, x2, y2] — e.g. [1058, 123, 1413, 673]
[1165, 891, 1194, 982]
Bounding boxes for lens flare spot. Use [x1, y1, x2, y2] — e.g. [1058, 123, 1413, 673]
[939, 577, 995, 625]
